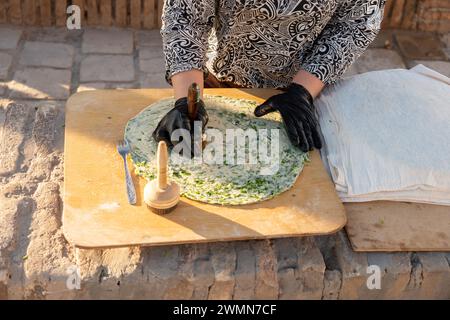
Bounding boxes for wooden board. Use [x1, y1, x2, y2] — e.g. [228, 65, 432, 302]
[0, 1, 6, 23]
[9, 0, 23, 25]
[381, 0, 394, 29]
[0, 2, 6, 24]
[130, 0, 142, 29]
[39, 0, 52, 26]
[100, 0, 112, 26]
[55, 0, 68, 26]
[114, 0, 127, 27]
[86, 0, 99, 25]
[143, 0, 156, 29]
[63, 89, 346, 248]
[390, 0, 406, 28]
[401, 0, 418, 30]
[72, 0, 85, 25]
[23, 0, 37, 26]
[345, 201, 450, 252]
[157, 0, 163, 28]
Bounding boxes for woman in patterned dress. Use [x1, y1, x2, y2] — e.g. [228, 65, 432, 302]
[153, 0, 386, 152]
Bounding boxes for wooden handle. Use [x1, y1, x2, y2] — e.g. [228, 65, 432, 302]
[157, 141, 168, 190]
[144, 140, 180, 212]
[187, 82, 200, 122]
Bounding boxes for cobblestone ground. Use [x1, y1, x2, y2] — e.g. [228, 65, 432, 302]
[0, 26, 450, 299]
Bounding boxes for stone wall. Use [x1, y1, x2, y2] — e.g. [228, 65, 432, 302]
[0, 0, 449, 33]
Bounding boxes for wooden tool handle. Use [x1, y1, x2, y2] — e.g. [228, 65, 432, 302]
[187, 82, 200, 122]
[157, 141, 168, 190]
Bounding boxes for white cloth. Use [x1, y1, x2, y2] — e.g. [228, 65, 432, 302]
[316, 65, 450, 205]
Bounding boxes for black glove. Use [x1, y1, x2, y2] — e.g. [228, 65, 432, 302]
[254, 83, 322, 152]
[152, 97, 209, 148]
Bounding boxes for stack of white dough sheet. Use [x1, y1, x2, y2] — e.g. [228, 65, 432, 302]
[315, 65, 450, 205]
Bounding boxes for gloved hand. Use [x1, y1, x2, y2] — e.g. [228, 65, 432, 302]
[152, 97, 209, 148]
[254, 83, 322, 152]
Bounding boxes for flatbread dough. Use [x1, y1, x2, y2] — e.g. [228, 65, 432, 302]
[125, 95, 307, 205]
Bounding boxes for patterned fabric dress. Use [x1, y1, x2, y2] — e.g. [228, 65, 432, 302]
[161, 0, 386, 88]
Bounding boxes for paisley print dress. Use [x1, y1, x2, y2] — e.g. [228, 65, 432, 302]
[161, 0, 386, 88]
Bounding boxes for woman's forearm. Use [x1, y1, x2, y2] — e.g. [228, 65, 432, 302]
[171, 70, 204, 99]
[171, 69, 323, 99]
[292, 69, 325, 98]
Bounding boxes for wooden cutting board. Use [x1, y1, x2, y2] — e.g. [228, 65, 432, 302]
[63, 89, 346, 248]
[345, 201, 450, 252]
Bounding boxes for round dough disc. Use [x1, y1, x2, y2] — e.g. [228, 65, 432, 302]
[125, 95, 308, 205]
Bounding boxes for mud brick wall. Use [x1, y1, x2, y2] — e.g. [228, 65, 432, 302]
[0, 0, 449, 33]
[383, 0, 450, 33]
[0, 0, 164, 28]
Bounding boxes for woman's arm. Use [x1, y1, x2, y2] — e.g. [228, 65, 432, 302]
[160, 0, 216, 97]
[292, 69, 324, 99]
[172, 70, 203, 99]
[172, 70, 204, 99]
[301, 0, 386, 86]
